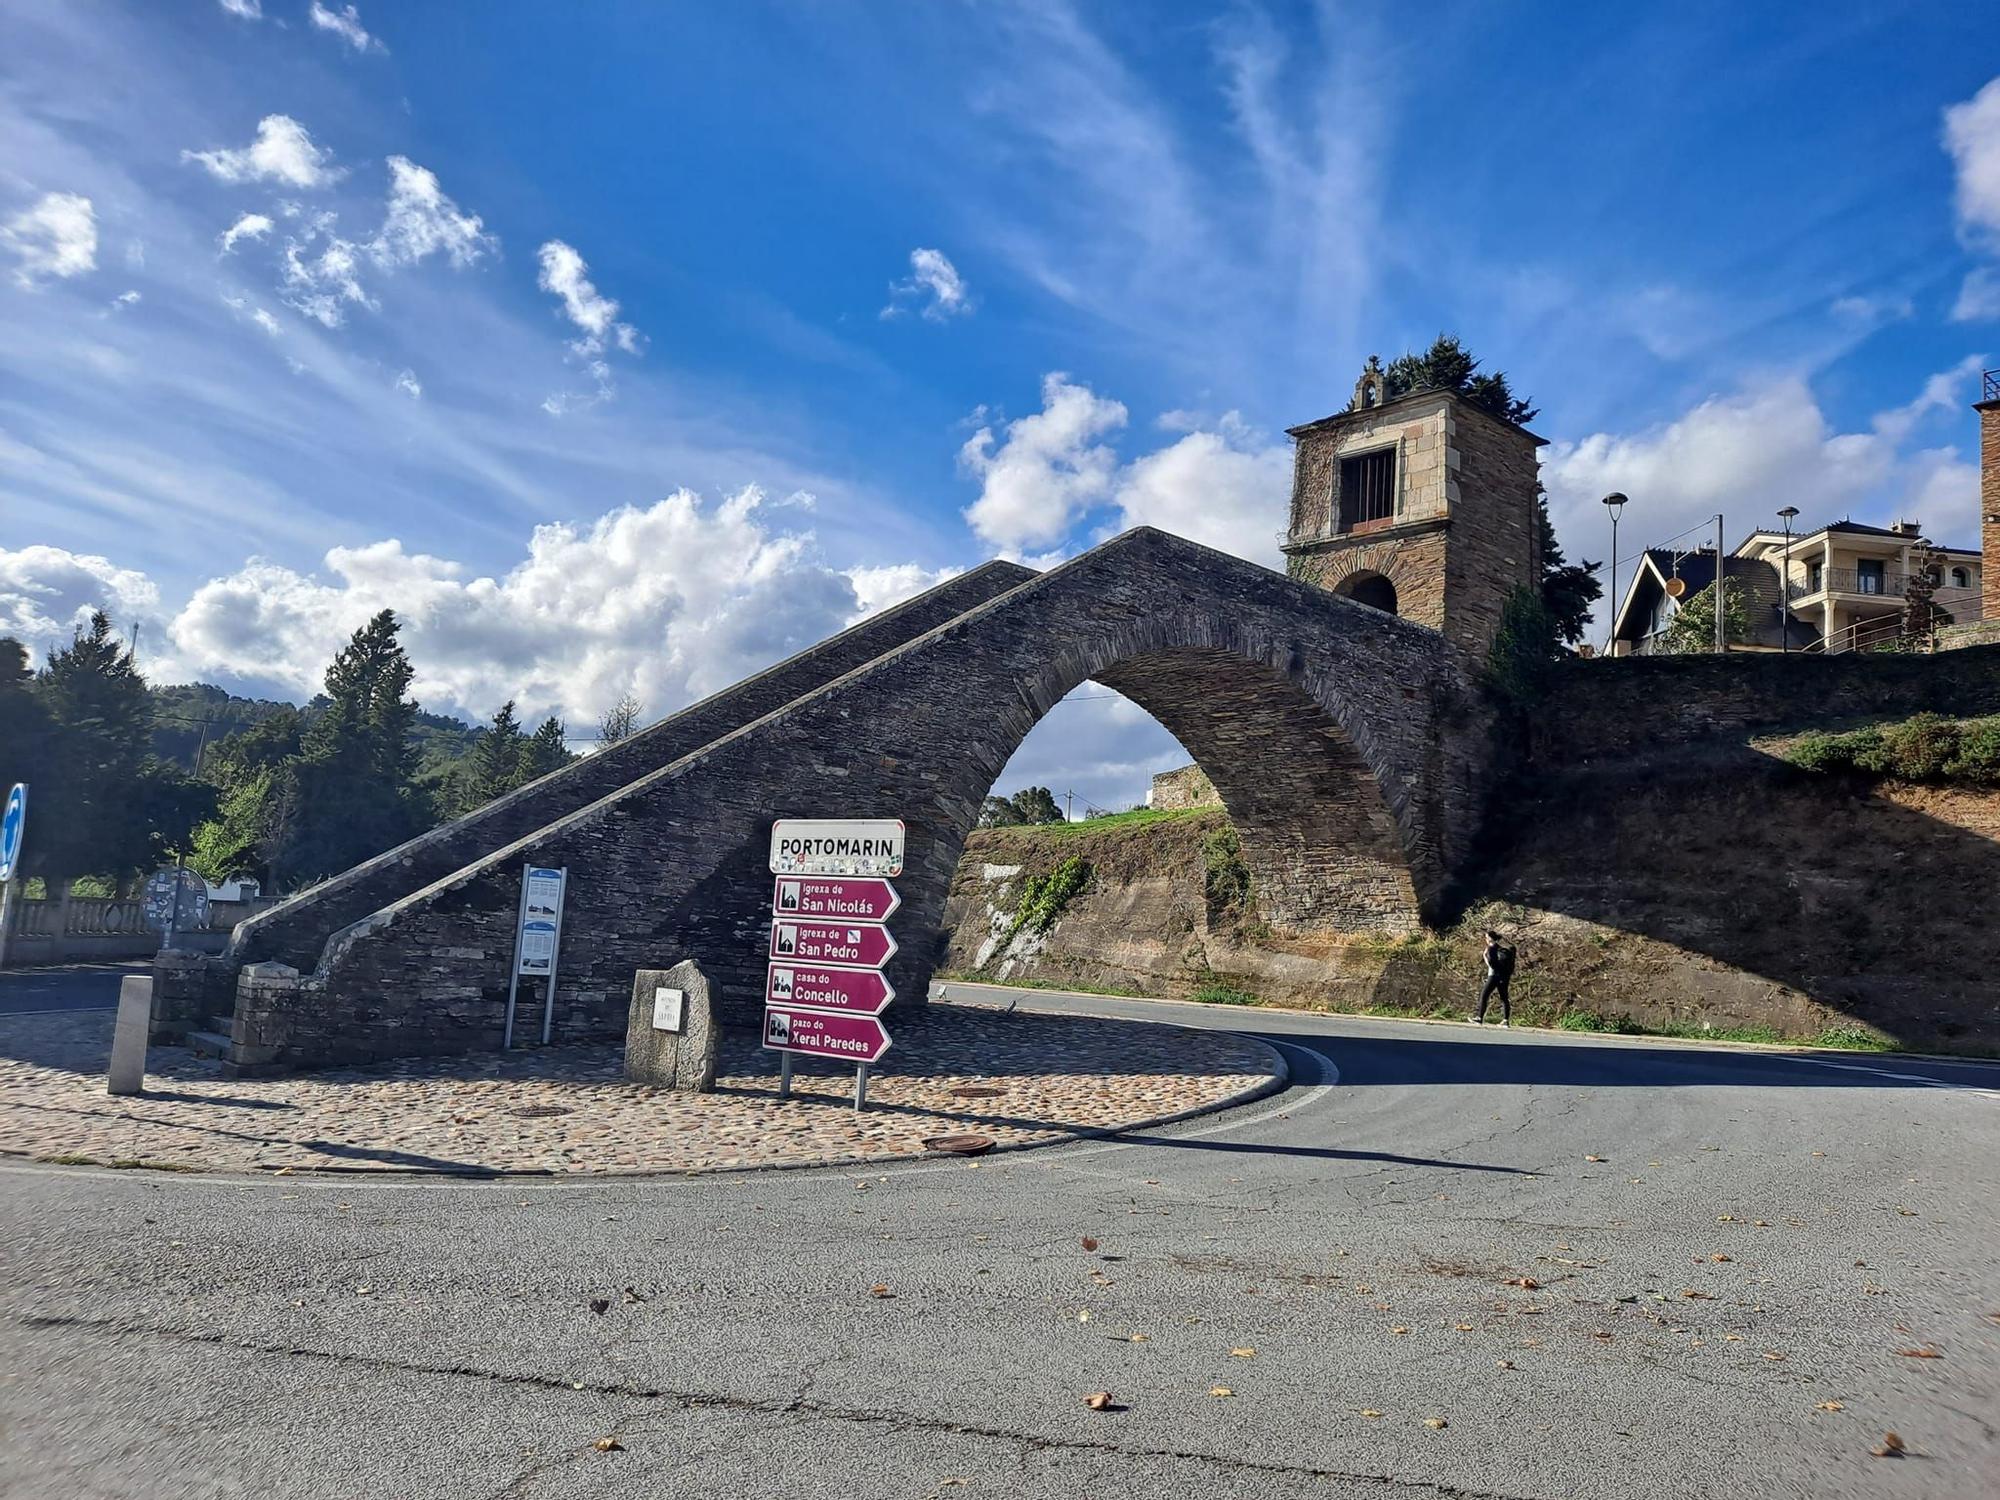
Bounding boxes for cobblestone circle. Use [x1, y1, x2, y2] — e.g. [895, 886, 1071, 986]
[0, 1003, 1279, 1176]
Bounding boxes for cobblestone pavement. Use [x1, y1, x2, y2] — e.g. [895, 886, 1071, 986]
[0, 1002, 1279, 1176]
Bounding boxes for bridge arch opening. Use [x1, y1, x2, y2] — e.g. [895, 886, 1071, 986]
[1334, 569, 1398, 615]
[945, 634, 1425, 946]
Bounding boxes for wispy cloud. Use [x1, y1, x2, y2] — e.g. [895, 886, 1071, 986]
[183, 115, 342, 189]
[2, 191, 97, 286]
[882, 247, 972, 321]
[309, 2, 383, 54]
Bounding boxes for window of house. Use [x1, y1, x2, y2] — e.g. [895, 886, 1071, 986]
[1952, 566, 1970, 589]
[1808, 562, 1823, 593]
[1337, 449, 1396, 530]
[1857, 559, 1885, 594]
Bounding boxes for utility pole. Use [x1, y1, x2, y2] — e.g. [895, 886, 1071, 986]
[1064, 789, 1074, 823]
[1715, 513, 1727, 654]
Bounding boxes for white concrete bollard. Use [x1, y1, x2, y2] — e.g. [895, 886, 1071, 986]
[106, 974, 152, 1097]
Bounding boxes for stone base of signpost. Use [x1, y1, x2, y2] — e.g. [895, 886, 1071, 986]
[624, 961, 719, 1092]
[107, 974, 153, 1096]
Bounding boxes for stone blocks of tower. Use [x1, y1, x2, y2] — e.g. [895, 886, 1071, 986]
[1282, 365, 1544, 657]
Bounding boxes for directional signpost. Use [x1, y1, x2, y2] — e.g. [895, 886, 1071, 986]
[764, 818, 903, 1109]
[143, 866, 210, 952]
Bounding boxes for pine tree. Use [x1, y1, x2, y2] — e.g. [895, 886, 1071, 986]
[458, 700, 525, 811]
[1376, 334, 1539, 426]
[520, 716, 573, 781]
[1902, 540, 1952, 645]
[1008, 786, 1065, 824]
[0, 638, 53, 815]
[598, 693, 643, 746]
[284, 610, 424, 881]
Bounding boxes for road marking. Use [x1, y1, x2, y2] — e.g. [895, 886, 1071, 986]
[1778, 1055, 2000, 1100]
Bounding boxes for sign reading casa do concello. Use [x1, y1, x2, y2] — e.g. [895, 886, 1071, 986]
[763, 819, 900, 1103]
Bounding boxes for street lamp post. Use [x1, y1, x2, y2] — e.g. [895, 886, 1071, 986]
[1776, 506, 1799, 657]
[1601, 492, 1629, 655]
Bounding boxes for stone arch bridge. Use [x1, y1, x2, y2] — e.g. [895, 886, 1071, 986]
[156, 529, 1496, 1073]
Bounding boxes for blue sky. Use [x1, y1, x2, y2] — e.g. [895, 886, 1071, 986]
[5, 1, 2000, 809]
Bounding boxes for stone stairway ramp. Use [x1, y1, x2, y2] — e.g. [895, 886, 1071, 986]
[224, 560, 1035, 975]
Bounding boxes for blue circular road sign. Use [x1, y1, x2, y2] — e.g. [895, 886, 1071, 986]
[0, 783, 25, 883]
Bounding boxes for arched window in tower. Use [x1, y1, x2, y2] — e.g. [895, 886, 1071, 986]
[1335, 570, 1398, 615]
[1951, 566, 1970, 589]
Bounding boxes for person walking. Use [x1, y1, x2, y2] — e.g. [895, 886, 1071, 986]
[1471, 930, 1515, 1027]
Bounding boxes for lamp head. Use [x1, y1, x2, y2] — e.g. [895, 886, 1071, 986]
[1776, 506, 1799, 521]
[1601, 491, 1629, 520]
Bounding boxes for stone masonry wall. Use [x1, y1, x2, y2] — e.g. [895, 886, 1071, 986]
[1287, 528, 1449, 634]
[1149, 764, 1219, 810]
[226, 561, 1036, 975]
[253, 530, 1490, 1072]
[1529, 643, 2000, 768]
[1441, 402, 1542, 657]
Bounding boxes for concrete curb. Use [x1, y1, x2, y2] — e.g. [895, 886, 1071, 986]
[939, 978, 1998, 1067]
[6, 1010, 1293, 1186]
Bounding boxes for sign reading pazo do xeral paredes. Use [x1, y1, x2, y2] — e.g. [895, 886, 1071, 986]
[763, 819, 901, 1104]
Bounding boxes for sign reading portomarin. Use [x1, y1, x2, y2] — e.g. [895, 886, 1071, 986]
[768, 819, 905, 877]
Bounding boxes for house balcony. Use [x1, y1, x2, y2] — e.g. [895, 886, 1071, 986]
[1786, 568, 1909, 602]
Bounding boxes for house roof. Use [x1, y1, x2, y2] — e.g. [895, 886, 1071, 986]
[1609, 547, 1817, 649]
[1285, 385, 1547, 445]
[1736, 519, 1982, 556]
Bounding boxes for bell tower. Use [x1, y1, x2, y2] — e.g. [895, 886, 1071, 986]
[1281, 358, 1546, 656]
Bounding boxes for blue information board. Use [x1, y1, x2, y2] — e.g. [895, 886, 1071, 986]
[0, 784, 25, 883]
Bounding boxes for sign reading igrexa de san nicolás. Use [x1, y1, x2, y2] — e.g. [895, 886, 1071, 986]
[763, 819, 899, 1096]
[772, 875, 900, 923]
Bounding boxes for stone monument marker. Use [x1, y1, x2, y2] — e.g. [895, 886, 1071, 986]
[624, 959, 718, 1092]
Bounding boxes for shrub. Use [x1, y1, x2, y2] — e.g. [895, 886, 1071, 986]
[1872, 712, 1960, 779]
[1014, 856, 1091, 934]
[1813, 1024, 1894, 1052]
[1191, 981, 1260, 1007]
[1944, 716, 2000, 784]
[1202, 824, 1252, 911]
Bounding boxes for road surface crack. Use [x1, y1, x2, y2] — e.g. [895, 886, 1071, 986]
[20, 1312, 1543, 1498]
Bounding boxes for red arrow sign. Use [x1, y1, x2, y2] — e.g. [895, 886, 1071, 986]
[765, 962, 893, 1015]
[771, 876, 900, 923]
[769, 919, 897, 968]
[762, 1005, 892, 1064]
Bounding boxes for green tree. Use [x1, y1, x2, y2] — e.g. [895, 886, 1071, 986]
[977, 795, 1024, 828]
[0, 637, 54, 814]
[457, 699, 525, 812]
[27, 614, 165, 892]
[1660, 579, 1753, 654]
[520, 716, 573, 782]
[282, 610, 424, 882]
[1008, 786, 1065, 824]
[1376, 333, 1539, 426]
[1535, 495, 1602, 646]
[187, 708, 305, 887]
[1902, 540, 1952, 645]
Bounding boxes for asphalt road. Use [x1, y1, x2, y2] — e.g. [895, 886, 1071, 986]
[2, 985, 1997, 1500]
[0, 961, 145, 1017]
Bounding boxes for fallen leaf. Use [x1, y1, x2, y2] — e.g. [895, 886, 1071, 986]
[1127, 1333, 1149, 1343]
[1391, 1326, 1410, 1336]
[1894, 1347, 1943, 1359]
[1495, 1359, 1513, 1369]
[1592, 1330, 1613, 1341]
[1817, 1401, 1845, 1412]
[1724, 1333, 1744, 1342]
[1230, 1347, 1256, 1358]
[1210, 1386, 1234, 1398]
[1424, 1417, 1448, 1429]
[1504, 1277, 1541, 1290]
[1763, 1351, 1787, 1361]
[1081, 1237, 1099, 1252]
[1077, 1310, 1091, 1323]
[354, 1286, 372, 1296]
[1359, 1408, 1383, 1419]
[1717, 1215, 1734, 1223]
[1083, 1391, 1113, 1411]
[622, 1286, 646, 1304]
[588, 1297, 610, 1316]
[1454, 1322, 1475, 1331]
[1710, 1254, 1732, 1263]
[869, 1285, 893, 1299]
[1871, 1431, 1905, 1458]
[1584, 1155, 1606, 1163]
[593, 1437, 624, 1453]
[1681, 1290, 1713, 1300]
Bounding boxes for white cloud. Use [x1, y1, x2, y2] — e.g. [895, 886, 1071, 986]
[217, 212, 274, 255]
[1945, 76, 2000, 241]
[393, 368, 421, 400]
[883, 247, 972, 322]
[1830, 292, 1914, 325]
[2, 489, 947, 726]
[281, 221, 372, 327]
[370, 156, 492, 269]
[3, 191, 97, 286]
[844, 562, 962, 619]
[217, 0, 261, 18]
[183, 115, 340, 189]
[1872, 354, 1986, 444]
[1952, 266, 2000, 323]
[959, 373, 1127, 551]
[222, 296, 283, 338]
[107, 289, 141, 313]
[1110, 412, 1290, 564]
[536, 239, 641, 412]
[0, 545, 160, 664]
[309, 2, 381, 53]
